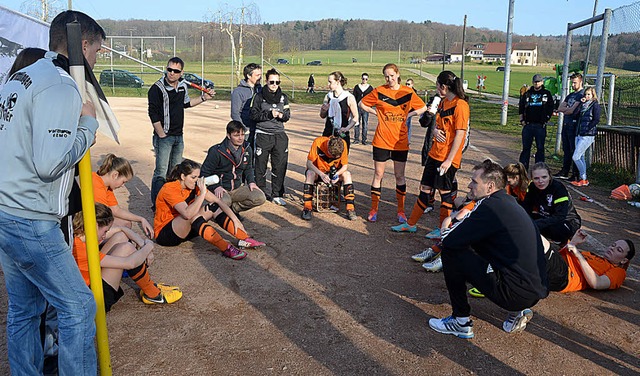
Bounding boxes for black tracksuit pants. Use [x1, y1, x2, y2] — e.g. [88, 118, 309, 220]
[255, 132, 289, 198]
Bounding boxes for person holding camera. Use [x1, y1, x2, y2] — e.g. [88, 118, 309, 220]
[301, 136, 356, 221]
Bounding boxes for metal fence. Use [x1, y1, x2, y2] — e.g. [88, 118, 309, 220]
[593, 126, 640, 182]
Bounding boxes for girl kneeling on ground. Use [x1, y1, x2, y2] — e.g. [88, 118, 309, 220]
[153, 159, 264, 260]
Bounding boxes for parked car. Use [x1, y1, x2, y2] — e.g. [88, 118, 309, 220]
[99, 69, 144, 88]
[182, 72, 214, 90]
[306, 60, 322, 66]
[277, 58, 289, 64]
[496, 66, 505, 72]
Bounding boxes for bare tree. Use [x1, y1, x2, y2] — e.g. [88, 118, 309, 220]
[20, 0, 63, 22]
[212, 3, 261, 83]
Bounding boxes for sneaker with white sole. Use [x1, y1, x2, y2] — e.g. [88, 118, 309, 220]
[346, 210, 357, 220]
[223, 244, 247, 260]
[141, 289, 183, 305]
[301, 208, 312, 220]
[237, 237, 265, 248]
[272, 197, 287, 206]
[422, 253, 442, 272]
[411, 247, 438, 262]
[425, 228, 441, 239]
[503, 309, 533, 333]
[391, 222, 417, 233]
[429, 315, 474, 339]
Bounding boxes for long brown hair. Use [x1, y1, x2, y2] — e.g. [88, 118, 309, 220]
[72, 203, 114, 237]
[97, 154, 134, 179]
[504, 162, 530, 193]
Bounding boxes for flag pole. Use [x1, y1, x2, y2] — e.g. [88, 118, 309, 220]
[66, 20, 112, 376]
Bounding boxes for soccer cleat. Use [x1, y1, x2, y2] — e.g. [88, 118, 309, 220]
[425, 228, 442, 239]
[346, 210, 357, 221]
[411, 247, 438, 262]
[429, 316, 474, 339]
[397, 212, 407, 223]
[468, 287, 485, 298]
[553, 171, 569, 180]
[571, 179, 589, 187]
[352, 140, 360, 145]
[272, 196, 287, 206]
[391, 222, 417, 233]
[155, 283, 181, 292]
[422, 254, 443, 272]
[503, 309, 533, 333]
[237, 237, 265, 249]
[223, 244, 247, 260]
[301, 209, 313, 220]
[141, 289, 183, 305]
[367, 210, 378, 222]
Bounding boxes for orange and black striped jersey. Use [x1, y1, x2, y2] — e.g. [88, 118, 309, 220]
[361, 85, 425, 151]
[307, 136, 348, 173]
[428, 97, 469, 168]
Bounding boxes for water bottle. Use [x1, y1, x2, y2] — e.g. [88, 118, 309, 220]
[628, 201, 640, 208]
[429, 95, 442, 114]
[204, 175, 220, 185]
[328, 166, 338, 185]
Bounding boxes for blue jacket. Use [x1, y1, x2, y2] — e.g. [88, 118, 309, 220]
[577, 101, 600, 136]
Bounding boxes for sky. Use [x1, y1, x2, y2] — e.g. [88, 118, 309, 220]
[2, 0, 635, 36]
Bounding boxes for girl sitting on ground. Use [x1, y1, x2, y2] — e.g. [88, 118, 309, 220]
[504, 162, 530, 204]
[93, 154, 154, 239]
[153, 159, 264, 260]
[72, 204, 182, 310]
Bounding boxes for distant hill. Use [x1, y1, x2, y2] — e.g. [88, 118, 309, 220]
[97, 18, 639, 71]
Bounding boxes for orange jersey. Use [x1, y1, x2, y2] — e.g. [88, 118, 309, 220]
[559, 248, 627, 292]
[361, 85, 425, 151]
[72, 236, 106, 286]
[153, 180, 198, 236]
[428, 97, 469, 168]
[307, 136, 348, 173]
[92, 172, 118, 207]
[506, 185, 527, 203]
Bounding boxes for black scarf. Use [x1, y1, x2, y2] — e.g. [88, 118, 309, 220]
[262, 86, 282, 104]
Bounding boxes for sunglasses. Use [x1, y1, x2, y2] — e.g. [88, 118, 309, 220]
[268, 80, 281, 85]
[166, 67, 182, 74]
[362, 77, 368, 80]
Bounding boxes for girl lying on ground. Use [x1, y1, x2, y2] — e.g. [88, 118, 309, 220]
[153, 159, 265, 260]
[72, 204, 182, 310]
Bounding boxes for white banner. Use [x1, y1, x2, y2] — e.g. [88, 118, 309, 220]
[0, 5, 49, 90]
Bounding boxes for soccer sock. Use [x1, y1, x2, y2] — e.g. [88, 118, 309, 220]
[214, 212, 249, 240]
[432, 243, 442, 254]
[408, 190, 431, 226]
[395, 184, 406, 214]
[439, 191, 454, 226]
[127, 262, 161, 298]
[303, 183, 314, 210]
[370, 186, 381, 212]
[344, 183, 355, 211]
[192, 216, 229, 251]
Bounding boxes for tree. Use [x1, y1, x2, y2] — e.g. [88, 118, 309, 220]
[212, 3, 261, 84]
[20, 0, 63, 22]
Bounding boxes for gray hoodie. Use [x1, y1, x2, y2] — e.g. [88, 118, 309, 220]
[0, 52, 98, 221]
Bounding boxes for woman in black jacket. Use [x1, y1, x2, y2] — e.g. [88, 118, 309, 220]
[522, 162, 581, 244]
[250, 68, 291, 205]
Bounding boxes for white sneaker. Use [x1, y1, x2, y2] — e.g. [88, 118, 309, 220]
[428, 315, 474, 339]
[422, 254, 442, 272]
[411, 248, 437, 262]
[503, 309, 533, 333]
[272, 197, 287, 206]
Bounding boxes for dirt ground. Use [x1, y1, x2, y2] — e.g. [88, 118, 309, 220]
[1, 97, 639, 375]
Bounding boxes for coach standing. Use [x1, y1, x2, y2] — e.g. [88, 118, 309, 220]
[518, 74, 554, 170]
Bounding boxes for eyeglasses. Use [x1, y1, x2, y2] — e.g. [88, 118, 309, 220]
[268, 80, 281, 85]
[166, 67, 182, 74]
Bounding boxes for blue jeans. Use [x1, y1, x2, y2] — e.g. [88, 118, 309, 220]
[0, 210, 96, 375]
[355, 108, 369, 143]
[151, 134, 184, 207]
[519, 123, 546, 170]
[572, 136, 595, 180]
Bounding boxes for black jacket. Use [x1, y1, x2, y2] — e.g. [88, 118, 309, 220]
[522, 179, 581, 232]
[201, 138, 256, 192]
[519, 86, 554, 125]
[443, 190, 549, 300]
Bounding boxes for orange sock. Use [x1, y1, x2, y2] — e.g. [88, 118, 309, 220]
[127, 262, 161, 298]
[344, 183, 355, 211]
[439, 192, 454, 226]
[192, 217, 229, 251]
[303, 183, 314, 210]
[215, 213, 249, 239]
[370, 186, 381, 212]
[408, 191, 430, 226]
[395, 184, 406, 214]
[432, 243, 442, 254]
